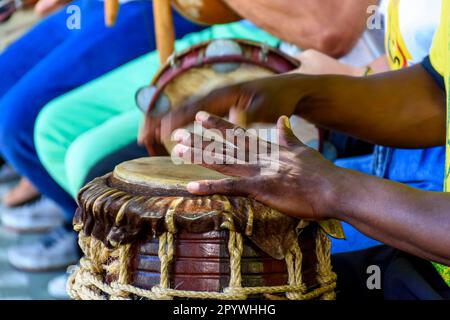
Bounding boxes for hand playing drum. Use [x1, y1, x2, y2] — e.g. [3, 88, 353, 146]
[172, 111, 340, 221]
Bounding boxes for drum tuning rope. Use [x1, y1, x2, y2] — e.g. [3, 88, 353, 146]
[315, 229, 337, 300]
[68, 229, 336, 300]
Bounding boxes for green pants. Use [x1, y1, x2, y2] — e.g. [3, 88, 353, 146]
[34, 22, 279, 198]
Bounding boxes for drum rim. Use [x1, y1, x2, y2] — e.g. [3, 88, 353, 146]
[145, 39, 300, 118]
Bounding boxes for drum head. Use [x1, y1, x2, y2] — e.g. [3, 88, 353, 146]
[163, 65, 273, 115]
[113, 157, 227, 191]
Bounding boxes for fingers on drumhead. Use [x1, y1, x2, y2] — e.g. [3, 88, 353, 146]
[187, 178, 249, 196]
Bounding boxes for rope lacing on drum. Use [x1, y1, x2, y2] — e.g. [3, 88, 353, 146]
[67, 226, 337, 300]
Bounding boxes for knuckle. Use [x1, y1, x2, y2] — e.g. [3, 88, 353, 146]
[205, 182, 215, 193]
[224, 179, 237, 193]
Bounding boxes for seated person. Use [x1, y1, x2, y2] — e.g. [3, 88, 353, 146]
[292, 0, 443, 252]
[0, 0, 61, 221]
[36, 0, 444, 260]
[0, 0, 203, 271]
[33, 0, 377, 260]
[151, 2, 450, 298]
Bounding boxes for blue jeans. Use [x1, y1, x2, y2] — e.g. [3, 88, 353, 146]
[333, 146, 445, 253]
[372, 146, 445, 191]
[0, 0, 203, 219]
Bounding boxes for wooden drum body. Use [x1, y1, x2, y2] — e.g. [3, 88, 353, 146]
[69, 157, 339, 300]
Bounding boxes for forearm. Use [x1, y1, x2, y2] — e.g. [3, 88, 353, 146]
[293, 64, 446, 148]
[224, 0, 377, 57]
[330, 167, 450, 265]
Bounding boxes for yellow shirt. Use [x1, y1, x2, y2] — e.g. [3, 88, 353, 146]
[426, 0, 450, 286]
[385, 0, 414, 69]
[384, 0, 441, 70]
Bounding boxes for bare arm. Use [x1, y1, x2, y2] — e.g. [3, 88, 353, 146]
[294, 64, 446, 148]
[153, 64, 445, 151]
[224, 0, 379, 57]
[334, 166, 450, 265]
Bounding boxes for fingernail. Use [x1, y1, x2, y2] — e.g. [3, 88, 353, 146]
[283, 116, 292, 129]
[196, 111, 210, 122]
[187, 182, 200, 192]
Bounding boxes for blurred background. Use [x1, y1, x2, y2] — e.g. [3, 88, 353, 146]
[0, 170, 65, 299]
[0, 4, 66, 300]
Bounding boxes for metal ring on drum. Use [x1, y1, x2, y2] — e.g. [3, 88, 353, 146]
[135, 86, 171, 116]
[135, 86, 156, 114]
[205, 39, 243, 73]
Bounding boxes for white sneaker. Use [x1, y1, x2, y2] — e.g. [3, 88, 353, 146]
[48, 274, 70, 299]
[8, 227, 79, 271]
[1, 197, 65, 232]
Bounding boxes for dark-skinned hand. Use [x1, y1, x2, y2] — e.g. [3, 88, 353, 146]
[172, 111, 343, 221]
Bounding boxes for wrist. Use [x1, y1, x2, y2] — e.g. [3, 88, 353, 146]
[318, 164, 357, 221]
[285, 73, 322, 115]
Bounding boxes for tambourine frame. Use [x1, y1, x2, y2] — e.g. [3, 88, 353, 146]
[145, 39, 301, 117]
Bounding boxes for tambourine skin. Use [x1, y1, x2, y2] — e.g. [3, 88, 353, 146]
[172, 0, 241, 25]
[140, 39, 301, 155]
[70, 158, 338, 300]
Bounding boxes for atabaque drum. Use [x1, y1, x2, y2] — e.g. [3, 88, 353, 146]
[137, 39, 305, 154]
[68, 157, 341, 300]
